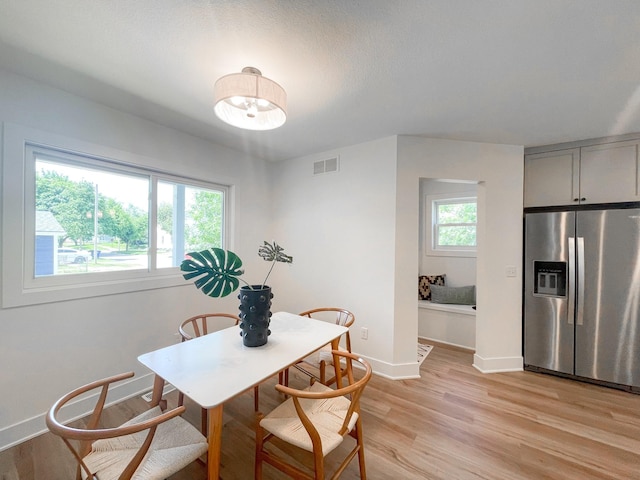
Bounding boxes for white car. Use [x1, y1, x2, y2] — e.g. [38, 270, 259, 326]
[58, 248, 91, 264]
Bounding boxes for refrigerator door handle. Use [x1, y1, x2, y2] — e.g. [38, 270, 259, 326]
[568, 237, 575, 325]
[576, 237, 585, 326]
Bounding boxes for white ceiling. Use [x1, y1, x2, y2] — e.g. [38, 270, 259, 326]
[1, 0, 639, 161]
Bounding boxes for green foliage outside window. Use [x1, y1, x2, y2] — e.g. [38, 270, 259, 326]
[35, 156, 226, 277]
[36, 171, 97, 247]
[36, 170, 148, 250]
[186, 190, 224, 251]
[435, 200, 477, 247]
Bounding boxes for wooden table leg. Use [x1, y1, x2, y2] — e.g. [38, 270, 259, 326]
[149, 375, 166, 408]
[331, 338, 343, 388]
[207, 404, 223, 480]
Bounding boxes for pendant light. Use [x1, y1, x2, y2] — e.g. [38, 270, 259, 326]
[213, 67, 287, 131]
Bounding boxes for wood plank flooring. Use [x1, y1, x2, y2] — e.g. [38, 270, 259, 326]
[2, 343, 640, 479]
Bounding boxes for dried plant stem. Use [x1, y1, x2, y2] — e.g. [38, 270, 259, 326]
[261, 260, 276, 289]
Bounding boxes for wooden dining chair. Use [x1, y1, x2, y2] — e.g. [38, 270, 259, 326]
[178, 313, 261, 433]
[286, 308, 355, 387]
[256, 350, 372, 479]
[46, 371, 208, 480]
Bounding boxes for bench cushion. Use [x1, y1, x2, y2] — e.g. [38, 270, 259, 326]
[430, 285, 475, 305]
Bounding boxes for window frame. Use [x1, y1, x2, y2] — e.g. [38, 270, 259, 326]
[425, 192, 477, 258]
[2, 123, 231, 307]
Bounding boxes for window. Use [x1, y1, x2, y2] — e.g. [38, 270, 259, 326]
[156, 180, 225, 267]
[2, 124, 229, 306]
[425, 193, 477, 257]
[34, 154, 151, 277]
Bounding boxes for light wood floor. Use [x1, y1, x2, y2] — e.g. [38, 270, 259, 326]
[2, 343, 640, 479]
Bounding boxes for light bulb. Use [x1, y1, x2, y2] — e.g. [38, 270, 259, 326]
[246, 101, 258, 118]
[230, 96, 245, 106]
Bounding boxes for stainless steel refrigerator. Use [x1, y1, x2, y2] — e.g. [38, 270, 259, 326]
[524, 205, 640, 391]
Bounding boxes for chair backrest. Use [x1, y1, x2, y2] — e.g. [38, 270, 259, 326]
[46, 371, 191, 480]
[275, 350, 371, 436]
[179, 312, 240, 341]
[298, 307, 355, 351]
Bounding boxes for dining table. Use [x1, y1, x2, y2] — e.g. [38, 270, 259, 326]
[138, 310, 348, 479]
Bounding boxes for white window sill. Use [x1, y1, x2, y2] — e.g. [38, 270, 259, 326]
[425, 249, 477, 258]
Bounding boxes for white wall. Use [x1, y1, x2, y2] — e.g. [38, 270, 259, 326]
[271, 135, 525, 379]
[269, 137, 401, 376]
[396, 136, 524, 373]
[0, 68, 274, 450]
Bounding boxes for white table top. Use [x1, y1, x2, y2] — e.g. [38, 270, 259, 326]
[138, 311, 347, 408]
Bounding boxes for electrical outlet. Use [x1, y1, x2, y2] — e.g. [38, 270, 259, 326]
[361, 327, 368, 340]
[506, 265, 517, 277]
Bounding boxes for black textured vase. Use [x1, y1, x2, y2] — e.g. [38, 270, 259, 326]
[238, 285, 273, 347]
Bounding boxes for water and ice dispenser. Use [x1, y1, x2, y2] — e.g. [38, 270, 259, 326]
[533, 261, 567, 297]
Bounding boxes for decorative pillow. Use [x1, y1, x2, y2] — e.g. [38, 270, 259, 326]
[418, 274, 446, 301]
[430, 285, 476, 305]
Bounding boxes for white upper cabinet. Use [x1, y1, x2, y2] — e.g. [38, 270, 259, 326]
[524, 148, 579, 207]
[524, 138, 640, 208]
[579, 141, 639, 204]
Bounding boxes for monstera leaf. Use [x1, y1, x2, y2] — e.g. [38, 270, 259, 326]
[180, 248, 244, 297]
[258, 240, 293, 288]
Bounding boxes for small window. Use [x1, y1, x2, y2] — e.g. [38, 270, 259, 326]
[426, 193, 477, 257]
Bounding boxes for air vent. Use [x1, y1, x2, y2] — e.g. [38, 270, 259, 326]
[313, 156, 339, 175]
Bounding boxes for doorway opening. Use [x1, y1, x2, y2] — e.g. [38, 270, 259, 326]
[418, 178, 479, 350]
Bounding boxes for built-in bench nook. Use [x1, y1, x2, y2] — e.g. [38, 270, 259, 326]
[418, 178, 479, 352]
[417, 275, 476, 350]
[418, 300, 476, 350]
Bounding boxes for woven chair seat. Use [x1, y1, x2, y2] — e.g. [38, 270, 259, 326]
[256, 351, 371, 479]
[82, 406, 208, 480]
[259, 382, 358, 456]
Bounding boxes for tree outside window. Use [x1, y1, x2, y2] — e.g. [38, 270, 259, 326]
[434, 198, 477, 248]
[33, 151, 226, 277]
[425, 193, 477, 257]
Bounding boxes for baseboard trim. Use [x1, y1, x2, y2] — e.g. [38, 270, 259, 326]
[473, 353, 523, 373]
[0, 372, 154, 452]
[355, 352, 420, 380]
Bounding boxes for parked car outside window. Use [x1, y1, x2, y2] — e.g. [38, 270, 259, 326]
[57, 248, 90, 264]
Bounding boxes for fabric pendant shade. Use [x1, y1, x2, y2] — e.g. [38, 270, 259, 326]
[214, 67, 287, 131]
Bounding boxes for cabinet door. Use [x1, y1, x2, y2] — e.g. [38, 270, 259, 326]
[579, 141, 640, 204]
[524, 149, 580, 207]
